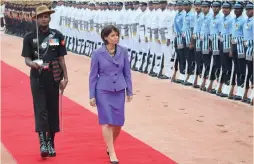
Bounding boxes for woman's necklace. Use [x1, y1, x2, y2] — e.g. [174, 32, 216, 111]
[107, 47, 115, 57]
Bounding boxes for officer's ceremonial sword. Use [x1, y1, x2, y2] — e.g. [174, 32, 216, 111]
[33, 3, 43, 66]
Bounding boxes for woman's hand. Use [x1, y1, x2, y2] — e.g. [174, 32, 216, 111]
[90, 98, 96, 107]
[127, 96, 133, 102]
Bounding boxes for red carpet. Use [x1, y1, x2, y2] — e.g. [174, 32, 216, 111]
[1, 61, 177, 164]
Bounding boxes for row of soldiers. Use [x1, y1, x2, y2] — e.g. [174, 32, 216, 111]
[52, 0, 178, 81]
[51, 0, 253, 105]
[3, 0, 55, 37]
[2, 0, 253, 106]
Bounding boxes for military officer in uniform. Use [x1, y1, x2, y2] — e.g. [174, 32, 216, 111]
[192, 0, 204, 88]
[230, 2, 246, 100]
[181, 0, 195, 85]
[242, 1, 253, 105]
[135, 0, 149, 72]
[216, 1, 234, 97]
[206, 1, 222, 94]
[21, 5, 68, 158]
[199, 1, 212, 91]
[172, 0, 186, 83]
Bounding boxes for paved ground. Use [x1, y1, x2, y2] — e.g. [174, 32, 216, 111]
[1, 32, 253, 164]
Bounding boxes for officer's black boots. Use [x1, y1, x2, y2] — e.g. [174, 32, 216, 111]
[47, 132, 56, 157]
[38, 132, 49, 158]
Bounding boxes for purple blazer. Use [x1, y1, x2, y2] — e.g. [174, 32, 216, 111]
[89, 45, 133, 99]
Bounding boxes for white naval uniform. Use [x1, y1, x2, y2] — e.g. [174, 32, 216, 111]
[117, 8, 126, 47]
[164, 9, 176, 78]
[88, 9, 96, 55]
[154, 9, 173, 77]
[147, 9, 161, 74]
[49, 5, 62, 30]
[66, 6, 75, 50]
[75, 7, 84, 54]
[142, 9, 153, 72]
[130, 8, 142, 69]
[135, 8, 150, 71]
[122, 9, 132, 50]
[60, 5, 69, 38]
[68, 7, 78, 51]
[78, 8, 87, 54]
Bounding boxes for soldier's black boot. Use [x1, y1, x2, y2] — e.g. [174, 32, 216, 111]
[38, 132, 48, 158]
[47, 132, 56, 157]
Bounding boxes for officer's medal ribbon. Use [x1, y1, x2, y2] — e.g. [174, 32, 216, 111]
[224, 23, 227, 28]
[246, 23, 250, 29]
[236, 24, 239, 30]
[49, 39, 59, 46]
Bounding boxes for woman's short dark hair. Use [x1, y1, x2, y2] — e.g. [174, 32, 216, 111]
[101, 25, 120, 44]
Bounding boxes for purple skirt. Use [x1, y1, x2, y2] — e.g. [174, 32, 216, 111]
[95, 89, 125, 126]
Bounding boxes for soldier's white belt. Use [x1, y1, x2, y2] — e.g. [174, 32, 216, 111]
[231, 37, 243, 44]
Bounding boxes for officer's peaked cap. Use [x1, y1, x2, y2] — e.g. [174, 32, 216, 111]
[246, 1, 253, 9]
[212, 1, 221, 7]
[222, 1, 231, 8]
[176, 0, 183, 5]
[194, 0, 202, 5]
[183, 0, 192, 5]
[233, 1, 244, 9]
[201, 1, 211, 7]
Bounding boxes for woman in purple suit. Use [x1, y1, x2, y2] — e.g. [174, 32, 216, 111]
[89, 25, 133, 164]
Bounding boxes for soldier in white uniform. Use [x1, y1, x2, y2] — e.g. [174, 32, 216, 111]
[86, 1, 96, 56]
[74, 1, 84, 54]
[153, 0, 171, 79]
[49, 0, 62, 30]
[114, 1, 124, 39]
[141, 1, 155, 74]
[130, 1, 142, 70]
[79, 1, 89, 55]
[67, 2, 78, 52]
[65, 2, 75, 51]
[121, 1, 133, 61]
[163, 1, 177, 79]
[148, 0, 162, 77]
[145, 0, 159, 76]
[134, 0, 149, 72]
[59, 1, 69, 42]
